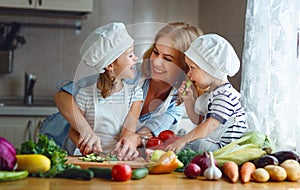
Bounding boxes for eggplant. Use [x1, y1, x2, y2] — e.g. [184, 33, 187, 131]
[271, 150, 300, 163]
[255, 155, 279, 168]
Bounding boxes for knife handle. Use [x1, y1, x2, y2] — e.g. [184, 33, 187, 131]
[0, 22, 20, 51]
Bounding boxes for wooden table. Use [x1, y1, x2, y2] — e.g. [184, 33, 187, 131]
[1, 172, 300, 190]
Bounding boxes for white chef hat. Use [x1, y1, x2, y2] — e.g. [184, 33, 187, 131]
[185, 34, 240, 81]
[79, 22, 134, 73]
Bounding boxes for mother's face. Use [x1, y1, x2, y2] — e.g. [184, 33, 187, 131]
[149, 37, 185, 85]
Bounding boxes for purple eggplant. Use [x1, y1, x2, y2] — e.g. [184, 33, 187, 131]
[271, 150, 300, 164]
[255, 155, 279, 168]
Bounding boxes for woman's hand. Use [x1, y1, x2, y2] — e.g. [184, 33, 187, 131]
[113, 133, 140, 161]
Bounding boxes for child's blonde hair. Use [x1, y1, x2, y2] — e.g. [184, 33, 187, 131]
[97, 71, 116, 98]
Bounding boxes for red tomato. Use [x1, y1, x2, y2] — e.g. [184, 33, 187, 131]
[146, 137, 162, 148]
[112, 164, 132, 181]
[158, 130, 176, 141]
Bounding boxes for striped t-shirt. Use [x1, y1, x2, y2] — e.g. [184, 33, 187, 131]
[195, 83, 248, 147]
[75, 81, 143, 128]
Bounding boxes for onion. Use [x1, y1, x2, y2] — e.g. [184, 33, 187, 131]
[191, 151, 218, 176]
[0, 136, 17, 171]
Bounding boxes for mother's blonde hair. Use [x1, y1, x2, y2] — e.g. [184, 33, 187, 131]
[141, 22, 204, 83]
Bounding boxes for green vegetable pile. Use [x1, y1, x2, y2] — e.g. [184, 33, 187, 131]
[176, 148, 200, 170]
[176, 131, 275, 169]
[17, 135, 72, 178]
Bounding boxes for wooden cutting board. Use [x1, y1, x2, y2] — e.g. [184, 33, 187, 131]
[66, 156, 149, 169]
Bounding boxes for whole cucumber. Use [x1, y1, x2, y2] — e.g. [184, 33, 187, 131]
[132, 167, 149, 180]
[89, 167, 112, 180]
[0, 170, 28, 181]
[59, 168, 94, 180]
[271, 150, 300, 164]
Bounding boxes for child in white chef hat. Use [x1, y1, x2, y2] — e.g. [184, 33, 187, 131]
[65, 22, 143, 159]
[166, 34, 248, 153]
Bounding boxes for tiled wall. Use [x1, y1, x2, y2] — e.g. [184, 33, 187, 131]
[0, 0, 245, 98]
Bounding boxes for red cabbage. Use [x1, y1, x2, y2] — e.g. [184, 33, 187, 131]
[0, 136, 17, 171]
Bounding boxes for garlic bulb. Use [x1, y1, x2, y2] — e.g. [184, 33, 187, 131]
[203, 151, 222, 180]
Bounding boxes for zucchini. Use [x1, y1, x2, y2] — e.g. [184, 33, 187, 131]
[59, 168, 94, 180]
[16, 154, 51, 173]
[0, 170, 29, 181]
[132, 167, 149, 180]
[89, 167, 112, 180]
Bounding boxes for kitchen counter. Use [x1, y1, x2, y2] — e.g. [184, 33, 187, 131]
[0, 106, 58, 116]
[0, 96, 58, 116]
[1, 172, 300, 190]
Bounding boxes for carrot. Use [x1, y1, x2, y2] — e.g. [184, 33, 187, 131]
[222, 161, 239, 183]
[240, 161, 256, 183]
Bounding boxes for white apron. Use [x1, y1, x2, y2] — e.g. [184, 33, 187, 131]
[73, 83, 129, 155]
[93, 82, 130, 153]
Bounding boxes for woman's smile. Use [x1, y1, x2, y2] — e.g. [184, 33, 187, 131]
[152, 66, 165, 74]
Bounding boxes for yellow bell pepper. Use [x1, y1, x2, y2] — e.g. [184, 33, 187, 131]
[148, 151, 179, 174]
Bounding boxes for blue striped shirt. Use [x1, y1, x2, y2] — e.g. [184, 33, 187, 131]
[196, 83, 248, 147]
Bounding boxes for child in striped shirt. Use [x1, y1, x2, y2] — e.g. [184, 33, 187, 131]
[166, 34, 248, 153]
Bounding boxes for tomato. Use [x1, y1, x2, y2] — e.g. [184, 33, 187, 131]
[158, 130, 176, 141]
[146, 137, 162, 148]
[111, 164, 132, 181]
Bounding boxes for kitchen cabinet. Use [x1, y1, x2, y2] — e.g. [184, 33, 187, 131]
[0, 116, 46, 148]
[0, 0, 93, 12]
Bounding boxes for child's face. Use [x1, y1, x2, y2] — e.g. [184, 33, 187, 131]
[114, 45, 138, 79]
[185, 56, 210, 89]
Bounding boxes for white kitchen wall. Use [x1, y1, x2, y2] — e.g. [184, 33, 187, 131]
[0, 0, 200, 98]
[0, 0, 245, 98]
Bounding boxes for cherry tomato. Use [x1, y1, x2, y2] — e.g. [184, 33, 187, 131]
[146, 137, 162, 148]
[158, 130, 176, 141]
[112, 164, 132, 181]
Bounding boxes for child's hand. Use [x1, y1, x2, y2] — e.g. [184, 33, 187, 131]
[165, 136, 189, 153]
[78, 131, 102, 156]
[179, 80, 193, 100]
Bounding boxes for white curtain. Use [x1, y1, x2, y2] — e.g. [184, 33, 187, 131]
[241, 0, 300, 151]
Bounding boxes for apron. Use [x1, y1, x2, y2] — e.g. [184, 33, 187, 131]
[93, 82, 130, 153]
[73, 82, 130, 155]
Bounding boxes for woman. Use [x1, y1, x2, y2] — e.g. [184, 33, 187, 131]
[51, 22, 203, 160]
